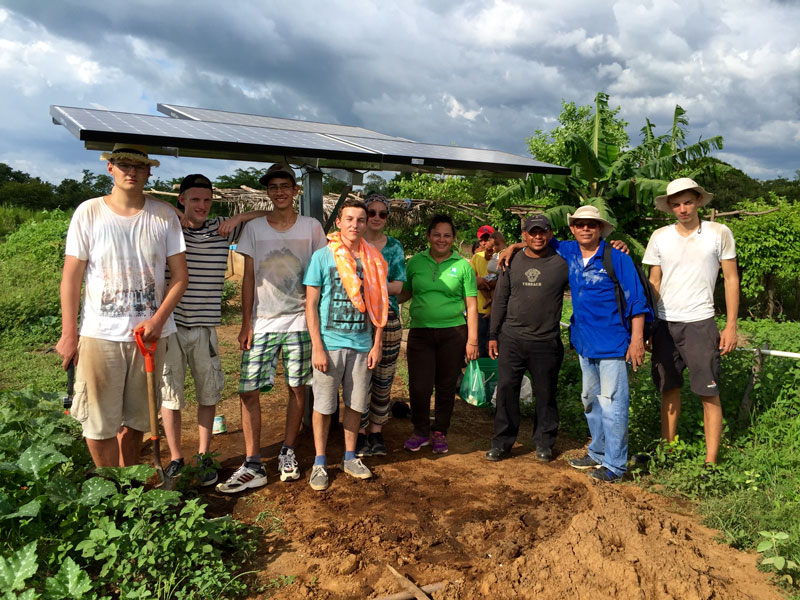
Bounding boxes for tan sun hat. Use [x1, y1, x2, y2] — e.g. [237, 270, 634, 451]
[567, 205, 614, 238]
[654, 177, 713, 213]
[100, 143, 160, 167]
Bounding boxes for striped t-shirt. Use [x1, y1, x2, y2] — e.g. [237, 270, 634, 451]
[170, 217, 243, 327]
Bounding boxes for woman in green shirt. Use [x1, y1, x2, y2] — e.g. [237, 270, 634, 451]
[398, 214, 479, 454]
[356, 194, 407, 458]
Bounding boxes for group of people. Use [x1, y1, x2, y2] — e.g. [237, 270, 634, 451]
[483, 180, 739, 482]
[56, 142, 739, 493]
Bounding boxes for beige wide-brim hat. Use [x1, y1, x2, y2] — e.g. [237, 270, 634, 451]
[567, 205, 614, 238]
[654, 177, 713, 213]
[100, 143, 160, 167]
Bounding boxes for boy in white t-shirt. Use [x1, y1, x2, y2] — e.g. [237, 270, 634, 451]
[216, 163, 326, 494]
[643, 178, 740, 465]
[56, 144, 188, 468]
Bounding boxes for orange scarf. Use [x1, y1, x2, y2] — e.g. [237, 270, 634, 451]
[327, 232, 389, 328]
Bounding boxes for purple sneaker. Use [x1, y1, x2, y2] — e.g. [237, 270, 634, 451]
[431, 431, 448, 454]
[404, 433, 430, 451]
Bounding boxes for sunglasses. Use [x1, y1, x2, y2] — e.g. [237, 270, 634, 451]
[572, 220, 599, 230]
[367, 209, 388, 219]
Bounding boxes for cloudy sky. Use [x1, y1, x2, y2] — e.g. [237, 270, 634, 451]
[0, 0, 798, 186]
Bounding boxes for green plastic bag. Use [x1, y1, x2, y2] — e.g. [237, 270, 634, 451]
[460, 360, 487, 407]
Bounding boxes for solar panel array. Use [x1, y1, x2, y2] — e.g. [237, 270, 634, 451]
[158, 104, 410, 141]
[51, 104, 570, 176]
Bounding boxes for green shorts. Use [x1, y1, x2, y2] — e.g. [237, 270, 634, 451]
[239, 331, 312, 393]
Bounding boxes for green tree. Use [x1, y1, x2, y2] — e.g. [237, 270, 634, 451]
[497, 92, 727, 253]
[53, 170, 113, 207]
[215, 167, 269, 189]
[527, 97, 630, 166]
[0, 180, 56, 210]
[724, 194, 800, 319]
[362, 173, 389, 196]
[0, 163, 33, 185]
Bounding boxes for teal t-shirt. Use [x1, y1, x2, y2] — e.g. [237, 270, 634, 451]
[403, 250, 477, 329]
[382, 236, 406, 316]
[303, 246, 373, 352]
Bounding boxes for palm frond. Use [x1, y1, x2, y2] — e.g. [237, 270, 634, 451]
[564, 133, 604, 185]
[543, 204, 577, 231]
[582, 196, 618, 227]
[669, 104, 689, 152]
[606, 232, 646, 263]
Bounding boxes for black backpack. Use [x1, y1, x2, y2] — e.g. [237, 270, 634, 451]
[601, 245, 660, 339]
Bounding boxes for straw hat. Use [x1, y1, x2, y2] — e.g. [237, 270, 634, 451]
[567, 205, 614, 238]
[654, 178, 713, 213]
[100, 143, 160, 167]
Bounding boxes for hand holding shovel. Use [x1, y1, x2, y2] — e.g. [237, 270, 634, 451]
[134, 328, 173, 490]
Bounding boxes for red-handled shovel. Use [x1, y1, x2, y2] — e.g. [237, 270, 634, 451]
[134, 328, 172, 489]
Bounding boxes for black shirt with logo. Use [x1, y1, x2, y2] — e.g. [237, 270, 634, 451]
[489, 247, 568, 342]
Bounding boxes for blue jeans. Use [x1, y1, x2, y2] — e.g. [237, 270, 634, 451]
[578, 356, 629, 476]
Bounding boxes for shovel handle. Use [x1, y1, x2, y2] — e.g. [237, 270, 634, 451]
[66, 359, 75, 397]
[134, 328, 157, 373]
[134, 328, 159, 440]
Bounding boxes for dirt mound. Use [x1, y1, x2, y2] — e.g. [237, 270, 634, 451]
[169, 323, 780, 599]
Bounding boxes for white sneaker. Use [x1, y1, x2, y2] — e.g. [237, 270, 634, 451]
[278, 448, 300, 482]
[215, 463, 267, 494]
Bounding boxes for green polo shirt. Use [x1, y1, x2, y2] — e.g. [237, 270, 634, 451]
[403, 249, 478, 329]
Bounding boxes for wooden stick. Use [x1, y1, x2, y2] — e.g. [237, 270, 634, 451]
[386, 565, 432, 600]
[374, 582, 447, 600]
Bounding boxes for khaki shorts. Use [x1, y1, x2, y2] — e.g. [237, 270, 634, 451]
[160, 326, 224, 410]
[72, 336, 167, 440]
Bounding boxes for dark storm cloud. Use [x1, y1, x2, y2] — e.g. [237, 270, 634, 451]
[0, 0, 798, 183]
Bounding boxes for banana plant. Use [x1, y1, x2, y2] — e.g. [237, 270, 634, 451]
[494, 93, 729, 246]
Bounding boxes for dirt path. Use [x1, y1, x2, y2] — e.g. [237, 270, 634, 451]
[165, 322, 780, 599]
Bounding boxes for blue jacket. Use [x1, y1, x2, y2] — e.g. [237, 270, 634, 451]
[555, 239, 648, 359]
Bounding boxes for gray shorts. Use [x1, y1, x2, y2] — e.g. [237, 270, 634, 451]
[312, 348, 372, 415]
[651, 318, 721, 396]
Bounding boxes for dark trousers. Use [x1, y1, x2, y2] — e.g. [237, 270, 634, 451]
[492, 333, 564, 451]
[407, 325, 467, 436]
[477, 313, 491, 358]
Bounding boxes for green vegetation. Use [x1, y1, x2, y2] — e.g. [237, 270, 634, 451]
[0, 388, 259, 598]
[1, 89, 799, 596]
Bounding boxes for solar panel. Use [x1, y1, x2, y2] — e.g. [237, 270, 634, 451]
[51, 104, 570, 176]
[158, 104, 410, 142]
[51, 105, 377, 154]
[329, 134, 552, 169]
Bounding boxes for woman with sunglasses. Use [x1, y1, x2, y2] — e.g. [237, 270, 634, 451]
[398, 214, 479, 454]
[355, 194, 407, 457]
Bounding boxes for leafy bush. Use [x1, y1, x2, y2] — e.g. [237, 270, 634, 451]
[0, 205, 51, 240]
[0, 388, 259, 598]
[0, 210, 70, 340]
[724, 195, 800, 320]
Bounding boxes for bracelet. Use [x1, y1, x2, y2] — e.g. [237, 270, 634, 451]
[468, 342, 478, 346]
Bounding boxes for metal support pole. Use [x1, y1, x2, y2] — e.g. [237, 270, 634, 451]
[300, 167, 324, 223]
[300, 166, 326, 429]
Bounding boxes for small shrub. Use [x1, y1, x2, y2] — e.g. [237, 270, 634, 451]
[0, 388, 260, 598]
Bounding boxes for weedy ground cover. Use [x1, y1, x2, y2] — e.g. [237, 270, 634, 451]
[0, 388, 260, 599]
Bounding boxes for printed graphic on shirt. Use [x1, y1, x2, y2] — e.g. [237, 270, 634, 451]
[524, 268, 541, 286]
[100, 262, 158, 317]
[256, 248, 304, 315]
[325, 266, 367, 334]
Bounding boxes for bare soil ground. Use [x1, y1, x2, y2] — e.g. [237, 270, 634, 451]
[159, 322, 781, 600]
